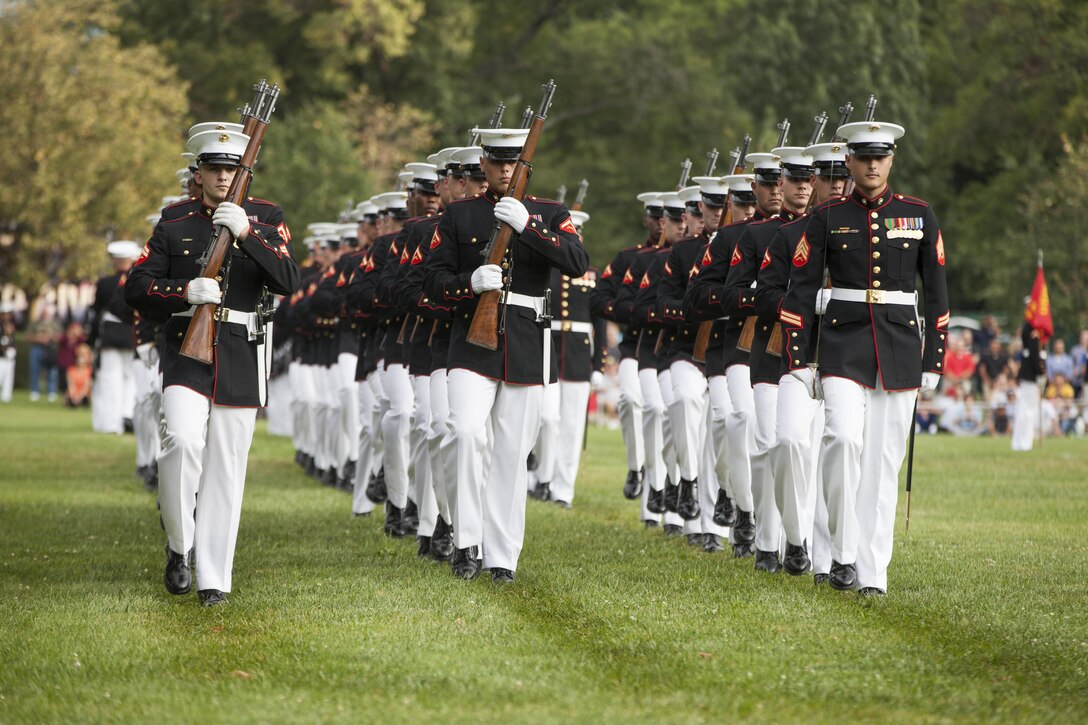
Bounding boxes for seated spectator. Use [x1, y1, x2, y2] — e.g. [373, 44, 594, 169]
[940, 382, 983, 436]
[65, 343, 93, 408]
[986, 390, 1012, 436]
[1045, 373, 1077, 435]
[978, 337, 1009, 399]
[1047, 338, 1074, 384]
[1070, 329, 1088, 398]
[943, 332, 978, 395]
[916, 388, 942, 434]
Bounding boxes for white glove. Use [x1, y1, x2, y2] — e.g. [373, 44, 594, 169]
[4, 348, 14, 360]
[211, 201, 251, 240]
[790, 367, 824, 401]
[494, 196, 530, 234]
[186, 277, 222, 305]
[136, 342, 158, 367]
[590, 371, 604, 389]
[921, 372, 941, 392]
[815, 288, 832, 316]
[470, 264, 503, 294]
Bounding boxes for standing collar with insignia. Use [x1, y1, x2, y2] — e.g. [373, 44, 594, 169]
[852, 184, 893, 210]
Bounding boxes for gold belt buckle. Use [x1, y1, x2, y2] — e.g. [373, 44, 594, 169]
[562, 321, 572, 332]
[866, 289, 886, 304]
[213, 305, 226, 322]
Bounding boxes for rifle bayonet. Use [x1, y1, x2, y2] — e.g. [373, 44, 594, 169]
[735, 134, 751, 172]
[832, 101, 854, 141]
[573, 179, 589, 208]
[776, 118, 790, 148]
[520, 106, 534, 129]
[704, 148, 719, 176]
[678, 158, 692, 190]
[864, 94, 878, 122]
[555, 185, 567, 204]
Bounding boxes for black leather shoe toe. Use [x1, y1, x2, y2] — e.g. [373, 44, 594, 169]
[664, 476, 680, 513]
[429, 519, 455, 561]
[712, 490, 736, 527]
[732, 509, 756, 545]
[163, 546, 191, 595]
[829, 561, 857, 591]
[383, 503, 408, 538]
[491, 568, 515, 584]
[677, 478, 700, 521]
[783, 542, 811, 576]
[416, 536, 432, 558]
[450, 546, 481, 580]
[623, 470, 643, 500]
[858, 586, 886, 597]
[702, 534, 725, 553]
[663, 524, 683, 538]
[813, 573, 830, 585]
[686, 533, 705, 547]
[643, 519, 659, 528]
[754, 549, 782, 573]
[732, 541, 756, 558]
[198, 589, 226, 607]
[530, 481, 551, 501]
[646, 487, 666, 514]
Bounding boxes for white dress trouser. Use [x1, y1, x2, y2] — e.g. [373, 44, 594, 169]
[751, 382, 782, 553]
[822, 377, 916, 591]
[1011, 380, 1039, 451]
[617, 356, 645, 472]
[132, 357, 162, 469]
[336, 352, 360, 474]
[535, 383, 562, 485]
[669, 360, 708, 481]
[266, 373, 293, 437]
[317, 364, 340, 473]
[428, 368, 452, 525]
[159, 386, 257, 592]
[351, 370, 381, 516]
[548, 380, 591, 505]
[380, 363, 415, 508]
[288, 361, 307, 452]
[445, 369, 542, 572]
[655, 369, 683, 528]
[410, 373, 438, 536]
[684, 396, 729, 537]
[724, 365, 755, 512]
[772, 373, 823, 548]
[706, 375, 733, 499]
[0, 354, 14, 402]
[92, 348, 132, 434]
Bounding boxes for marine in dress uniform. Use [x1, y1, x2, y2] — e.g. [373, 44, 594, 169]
[89, 241, 141, 434]
[423, 127, 588, 583]
[724, 150, 810, 572]
[686, 165, 782, 557]
[125, 126, 299, 606]
[588, 193, 663, 500]
[529, 210, 609, 508]
[778, 121, 949, 595]
[616, 192, 687, 535]
[657, 176, 733, 551]
[1012, 320, 1046, 451]
[758, 142, 850, 580]
[0, 305, 16, 403]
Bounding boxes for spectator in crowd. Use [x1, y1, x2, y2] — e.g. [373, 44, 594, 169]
[56, 322, 86, 396]
[0, 308, 15, 403]
[940, 382, 984, 436]
[975, 315, 1000, 355]
[944, 332, 978, 395]
[977, 337, 1010, 400]
[916, 388, 943, 434]
[26, 293, 63, 402]
[1044, 373, 1078, 435]
[1069, 329, 1088, 397]
[65, 343, 93, 407]
[986, 389, 1012, 436]
[1047, 338, 1074, 384]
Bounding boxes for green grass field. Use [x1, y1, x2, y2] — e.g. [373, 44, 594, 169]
[1, 392, 1086, 723]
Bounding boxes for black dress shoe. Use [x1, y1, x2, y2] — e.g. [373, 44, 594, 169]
[702, 534, 725, 553]
[295, 450, 305, 466]
[450, 546, 481, 580]
[429, 518, 454, 561]
[829, 560, 857, 591]
[198, 589, 226, 607]
[530, 481, 551, 501]
[858, 586, 886, 597]
[352, 511, 371, 518]
[145, 469, 159, 493]
[663, 523, 683, 537]
[383, 502, 408, 538]
[686, 533, 705, 547]
[163, 546, 191, 595]
[643, 520, 660, 529]
[754, 549, 782, 573]
[491, 567, 515, 584]
[783, 542, 811, 576]
[342, 459, 357, 483]
[416, 536, 432, 558]
[526, 451, 538, 471]
[321, 468, 338, 487]
[664, 476, 680, 513]
[733, 509, 756, 545]
[677, 478, 700, 520]
[646, 487, 666, 514]
[306, 458, 318, 477]
[712, 490, 736, 527]
[623, 469, 643, 500]
[365, 474, 388, 504]
[813, 573, 830, 585]
[401, 500, 419, 534]
[732, 541, 756, 558]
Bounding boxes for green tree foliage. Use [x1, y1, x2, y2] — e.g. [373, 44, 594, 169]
[0, 0, 189, 289]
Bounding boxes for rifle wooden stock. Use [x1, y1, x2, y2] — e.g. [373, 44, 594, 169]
[653, 329, 665, 355]
[395, 315, 410, 345]
[466, 112, 545, 351]
[692, 321, 712, 363]
[765, 322, 783, 357]
[736, 316, 756, 352]
[179, 122, 268, 364]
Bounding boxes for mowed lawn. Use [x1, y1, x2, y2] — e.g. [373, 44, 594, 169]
[1, 392, 1086, 724]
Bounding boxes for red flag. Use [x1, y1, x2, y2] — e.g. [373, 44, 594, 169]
[1024, 257, 1053, 343]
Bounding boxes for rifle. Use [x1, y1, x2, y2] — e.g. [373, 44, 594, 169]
[572, 179, 589, 211]
[466, 80, 557, 351]
[470, 101, 506, 145]
[737, 119, 791, 354]
[555, 184, 567, 205]
[181, 80, 280, 364]
[651, 159, 693, 354]
[704, 148, 720, 176]
[692, 135, 749, 363]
